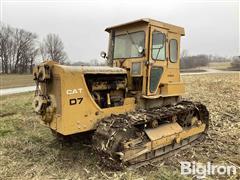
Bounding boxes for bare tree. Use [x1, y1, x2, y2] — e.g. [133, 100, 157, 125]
[41, 33, 67, 64]
[1, 25, 68, 74]
[39, 43, 47, 61]
[0, 25, 14, 73]
[0, 24, 38, 74]
[13, 29, 38, 73]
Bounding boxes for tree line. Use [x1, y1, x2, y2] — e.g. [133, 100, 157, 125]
[180, 54, 210, 69]
[0, 24, 67, 74]
[1, 24, 238, 73]
[180, 50, 237, 69]
[231, 56, 240, 69]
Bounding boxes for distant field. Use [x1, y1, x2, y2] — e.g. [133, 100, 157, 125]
[0, 74, 34, 89]
[208, 62, 231, 70]
[0, 73, 239, 179]
[180, 69, 206, 73]
[181, 62, 237, 72]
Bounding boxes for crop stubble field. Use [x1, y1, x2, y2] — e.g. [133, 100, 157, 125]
[0, 73, 239, 179]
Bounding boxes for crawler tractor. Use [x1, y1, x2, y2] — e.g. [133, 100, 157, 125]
[33, 19, 209, 168]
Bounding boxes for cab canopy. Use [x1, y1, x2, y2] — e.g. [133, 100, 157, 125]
[105, 18, 185, 36]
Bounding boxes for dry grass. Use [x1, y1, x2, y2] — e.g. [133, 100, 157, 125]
[0, 74, 34, 89]
[0, 73, 239, 179]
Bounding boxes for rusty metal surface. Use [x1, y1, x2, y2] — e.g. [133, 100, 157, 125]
[61, 65, 127, 74]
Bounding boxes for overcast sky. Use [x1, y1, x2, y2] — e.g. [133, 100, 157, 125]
[1, 0, 239, 63]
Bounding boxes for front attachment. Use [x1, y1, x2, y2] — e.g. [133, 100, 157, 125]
[33, 61, 57, 123]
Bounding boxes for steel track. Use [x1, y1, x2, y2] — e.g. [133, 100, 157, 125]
[92, 101, 209, 170]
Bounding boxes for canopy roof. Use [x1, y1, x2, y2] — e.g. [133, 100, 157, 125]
[105, 18, 185, 36]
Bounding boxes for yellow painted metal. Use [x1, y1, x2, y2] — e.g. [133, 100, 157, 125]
[122, 123, 206, 161]
[105, 18, 185, 35]
[122, 123, 206, 162]
[144, 123, 183, 141]
[151, 124, 206, 150]
[32, 19, 209, 166]
[34, 19, 188, 136]
[34, 63, 136, 135]
[178, 124, 206, 140]
[160, 82, 185, 96]
[107, 19, 185, 97]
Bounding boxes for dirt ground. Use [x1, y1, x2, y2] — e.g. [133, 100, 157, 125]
[0, 74, 34, 89]
[0, 73, 239, 179]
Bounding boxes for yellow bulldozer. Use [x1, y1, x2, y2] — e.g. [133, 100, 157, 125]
[33, 19, 209, 169]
